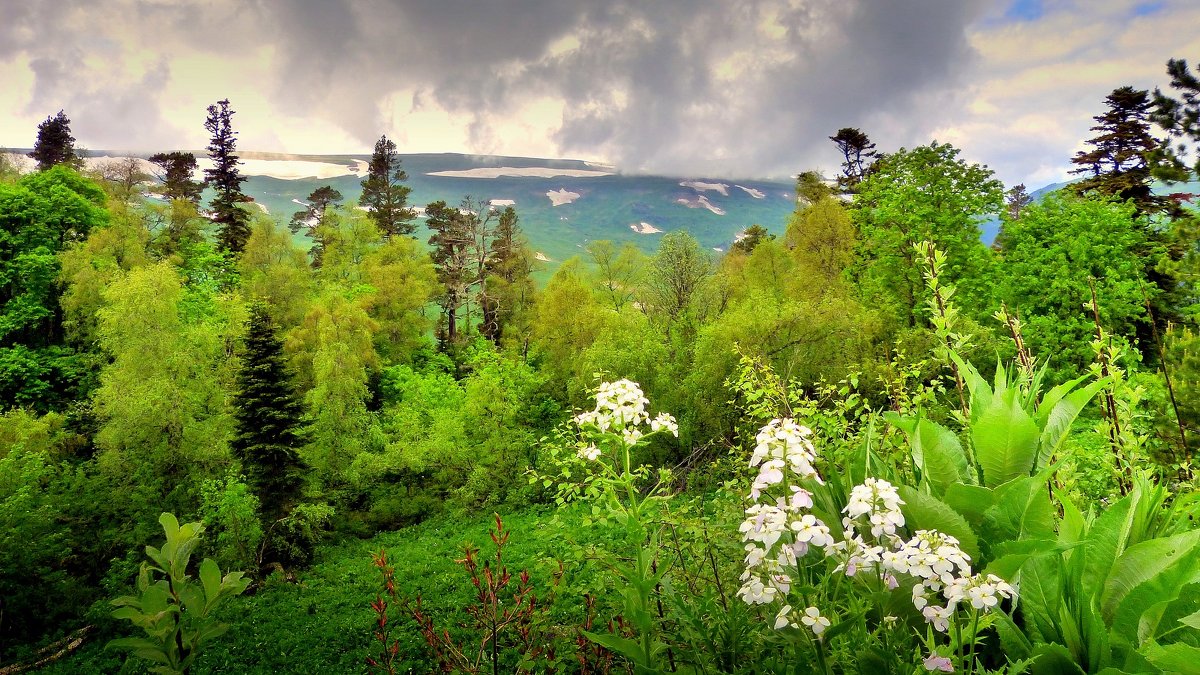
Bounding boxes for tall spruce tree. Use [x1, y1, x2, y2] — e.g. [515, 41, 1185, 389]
[28, 110, 78, 171]
[1069, 86, 1163, 214]
[204, 99, 251, 253]
[359, 135, 415, 238]
[231, 304, 307, 521]
[482, 205, 535, 342]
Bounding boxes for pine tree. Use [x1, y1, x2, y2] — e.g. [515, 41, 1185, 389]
[1152, 57, 1200, 180]
[231, 304, 307, 521]
[28, 110, 78, 171]
[829, 127, 878, 191]
[148, 151, 203, 204]
[1004, 184, 1033, 222]
[1069, 86, 1164, 214]
[359, 135, 415, 238]
[482, 205, 535, 342]
[204, 99, 251, 253]
[289, 185, 342, 266]
[426, 200, 472, 345]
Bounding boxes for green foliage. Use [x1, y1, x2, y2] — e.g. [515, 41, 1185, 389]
[204, 99, 251, 254]
[853, 141, 1003, 328]
[230, 303, 307, 521]
[996, 193, 1153, 380]
[359, 135, 416, 239]
[107, 513, 250, 674]
[28, 110, 79, 171]
[199, 473, 264, 573]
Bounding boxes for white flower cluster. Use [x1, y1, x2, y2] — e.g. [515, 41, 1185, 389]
[574, 380, 678, 461]
[737, 417, 1018, 640]
[749, 418, 821, 500]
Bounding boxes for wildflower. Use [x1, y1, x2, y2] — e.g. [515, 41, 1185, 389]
[773, 604, 795, 630]
[790, 514, 833, 549]
[751, 419, 821, 482]
[922, 604, 954, 632]
[923, 653, 954, 672]
[650, 412, 678, 437]
[800, 606, 831, 636]
[579, 445, 602, 461]
[737, 576, 777, 605]
[741, 504, 789, 549]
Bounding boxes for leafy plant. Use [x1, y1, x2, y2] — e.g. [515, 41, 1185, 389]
[107, 512, 250, 674]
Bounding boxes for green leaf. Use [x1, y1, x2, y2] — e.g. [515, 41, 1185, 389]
[1142, 641, 1200, 673]
[1101, 528, 1200, 623]
[973, 389, 1041, 487]
[583, 630, 650, 666]
[885, 413, 969, 495]
[1036, 376, 1108, 464]
[199, 557, 221, 609]
[1029, 642, 1085, 675]
[897, 485, 980, 561]
[1180, 608, 1200, 631]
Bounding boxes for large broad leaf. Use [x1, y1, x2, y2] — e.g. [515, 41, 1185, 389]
[1018, 556, 1064, 645]
[884, 413, 970, 496]
[1081, 495, 1135, 600]
[950, 352, 992, 425]
[1142, 642, 1200, 673]
[583, 630, 655, 667]
[1113, 553, 1200, 645]
[1030, 643, 1086, 675]
[943, 482, 996, 530]
[1036, 377, 1110, 467]
[897, 485, 980, 561]
[982, 475, 1056, 548]
[973, 389, 1041, 487]
[1135, 582, 1200, 647]
[1101, 529, 1200, 623]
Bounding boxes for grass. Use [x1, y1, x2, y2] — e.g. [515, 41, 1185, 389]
[41, 503, 616, 674]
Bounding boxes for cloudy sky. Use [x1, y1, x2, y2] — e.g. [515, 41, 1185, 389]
[1, 0, 1196, 187]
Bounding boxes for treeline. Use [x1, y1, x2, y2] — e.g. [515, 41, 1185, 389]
[3, 57, 1200, 661]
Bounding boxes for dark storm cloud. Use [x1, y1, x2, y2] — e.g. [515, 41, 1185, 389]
[0, 0, 991, 176]
[245, 0, 991, 176]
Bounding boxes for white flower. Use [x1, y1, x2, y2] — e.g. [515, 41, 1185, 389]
[741, 504, 789, 549]
[578, 445, 602, 461]
[923, 653, 954, 672]
[843, 478, 905, 539]
[744, 544, 768, 568]
[790, 514, 833, 549]
[800, 606, 831, 636]
[773, 604, 795, 630]
[737, 576, 777, 605]
[650, 412, 678, 437]
[751, 419, 821, 482]
[922, 604, 954, 632]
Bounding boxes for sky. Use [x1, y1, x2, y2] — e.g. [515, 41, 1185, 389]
[0, 0, 1197, 187]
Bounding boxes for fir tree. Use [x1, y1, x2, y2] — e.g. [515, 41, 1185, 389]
[482, 205, 535, 342]
[231, 304, 307, 521]
[1004, 184, 1033, 222]
[28, 110, 78, 171]
[204, 99, 251, 253]
[1069, 86, 1164, 214]
[359, 135, 415, 238]
[1152, 57, 1200, 181]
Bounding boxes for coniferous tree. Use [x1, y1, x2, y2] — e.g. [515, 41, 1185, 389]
[148, 151, 203, 204]
[360, 135, 415, 238]
[1069, 87, 1164, 214]
[1152, 57, 1200, 179]
[829, 127, 878, 191]
[426, 200, 472, 345]
[204, 99, 251, 253]
[730, 224, 774, 255]
[289, 185, 343, 266]
[482, 205, 535, 343]
[28, 110, 78, 171]
[231, 304, 307, 521]
[1004, 184, 1033, 222]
